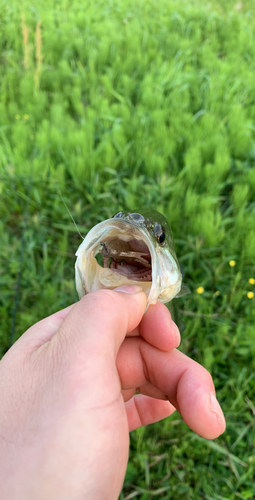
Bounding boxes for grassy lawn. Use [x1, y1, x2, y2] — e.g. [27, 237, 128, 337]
[1, 0, 255, 498]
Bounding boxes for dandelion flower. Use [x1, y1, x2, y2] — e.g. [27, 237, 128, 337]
[15, 114, 20, 119]
[24, 114, 29, 120]
[229, 260, 236, 267]
[196, 286, 204, 294]
[247, 291, 254, 299]
[249, 278, 255, 285]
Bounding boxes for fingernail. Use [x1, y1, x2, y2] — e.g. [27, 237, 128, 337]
[170, 319, 181, 344]
[113, 285, 143, 294]
[210, 393, 226, 429]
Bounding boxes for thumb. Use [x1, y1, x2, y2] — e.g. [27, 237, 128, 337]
[54, 285, 147, 359]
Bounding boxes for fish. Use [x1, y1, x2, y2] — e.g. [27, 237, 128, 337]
[75, 210, 190, 313]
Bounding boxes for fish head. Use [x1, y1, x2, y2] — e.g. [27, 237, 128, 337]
[75, 210, 189, 307]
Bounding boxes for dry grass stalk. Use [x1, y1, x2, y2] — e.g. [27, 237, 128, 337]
[34, 20, 43, 89]
[21, 13, 30, 70]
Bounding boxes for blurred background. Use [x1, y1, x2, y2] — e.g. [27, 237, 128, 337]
[0, 0, 255, 498]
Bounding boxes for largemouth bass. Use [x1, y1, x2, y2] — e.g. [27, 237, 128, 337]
[75, 210, 189, 311]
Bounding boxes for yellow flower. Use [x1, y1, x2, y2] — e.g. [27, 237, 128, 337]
[215, 290, 221, 296]
[249, 278, 255, 285]
[247, 291, 254, 299]
[229, 260, 236, 267]
[24, 114, 29, 120]
[196, 286, 204, 294]
[15, 114, 20, 119]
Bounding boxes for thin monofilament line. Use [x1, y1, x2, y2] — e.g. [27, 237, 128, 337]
[58, 190, 84, 240]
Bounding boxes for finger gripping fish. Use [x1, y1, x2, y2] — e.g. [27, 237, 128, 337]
[75, 210, 189, 308]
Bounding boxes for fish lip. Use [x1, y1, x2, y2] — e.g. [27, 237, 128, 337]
[75, 218, 154, 254]
[75, 217, 181, 305]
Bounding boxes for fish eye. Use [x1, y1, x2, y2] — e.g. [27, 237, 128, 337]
[113, 212, 123, 218]
[154, 223, 166, 245]
[157, 231, 166, 244]
[154, 222, 166, 245]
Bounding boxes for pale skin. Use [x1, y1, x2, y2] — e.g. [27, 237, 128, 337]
[0, 285, 226, 500]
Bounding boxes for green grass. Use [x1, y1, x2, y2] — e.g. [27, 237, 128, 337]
[1, 0, 255, 498]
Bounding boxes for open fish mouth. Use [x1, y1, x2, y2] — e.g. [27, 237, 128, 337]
[75, 210, 188, 307]
[99, 238, 152, 282]
[75, 220, 155, 299]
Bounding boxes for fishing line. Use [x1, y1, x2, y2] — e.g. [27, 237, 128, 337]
[58, 189, 84, 240]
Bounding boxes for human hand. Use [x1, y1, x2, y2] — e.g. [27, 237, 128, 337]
[0, 286, 225, 500]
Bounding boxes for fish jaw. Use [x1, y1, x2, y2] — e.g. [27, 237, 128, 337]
[75, 218, 182, 307]
[153, 244, 182, 304]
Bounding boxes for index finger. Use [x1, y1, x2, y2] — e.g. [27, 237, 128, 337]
[117, 340, 226, 439]
[127, 301, 180, 352]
